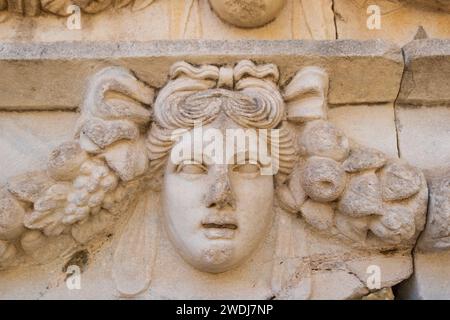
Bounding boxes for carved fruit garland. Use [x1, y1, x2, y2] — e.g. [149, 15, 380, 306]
[0, 67, 154, 268]
[0, 0, 154, 16]
[0, 62, 429, 270]
[276, 66, 428, 249]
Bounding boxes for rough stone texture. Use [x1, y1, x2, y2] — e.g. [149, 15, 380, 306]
[397, 251, 450, 300]
[334, 0, 450, 46]
[396, 106, 450, 172]
[328, 104, 399, 158]
[0, 0, 336, 41]
[394, 39, 450, 300]
[362, 287, 394, 300]
[342, 146, 387, 173]
[0, 112, 78, 184]
[0, 40, 403, 109]
[399, 39, 450, 106]
[208, 0, 287, 28]
[338, 171, 383, 218]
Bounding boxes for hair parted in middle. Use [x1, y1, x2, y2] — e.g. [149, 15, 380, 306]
[145, 60, 297, 182]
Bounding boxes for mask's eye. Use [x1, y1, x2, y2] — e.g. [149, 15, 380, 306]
[232, 163, 261, 176]
[176, 161, 207, 175]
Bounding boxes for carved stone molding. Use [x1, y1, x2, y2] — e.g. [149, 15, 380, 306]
[0, 0, 288, 28]
[0, 60, 428, 298]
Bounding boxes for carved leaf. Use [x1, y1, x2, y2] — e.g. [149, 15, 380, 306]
[0, 190, 25, 240]
[24, 209, 66, 237]
[24, 183, 71, 236]
[335, 212, 369, 243]
[104, 139, 148, 182]
[131, 0, 153, 11]
[114, 0, 132, 9]
[71, 209, 115, 244]
[7, 171, 53, 203]
[113, 190, 159, 297]
[72, 0, 112, 13]
[380, 160, 422, 201]
[370, 204, 416, 244]
[41, 0, 72, 16]
[81, 118, 139, 149]
[271, 211, 311, 299]
[6, 0, 41, 16]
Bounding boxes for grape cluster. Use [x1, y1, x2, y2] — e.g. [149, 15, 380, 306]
[64, 159, 119, 225]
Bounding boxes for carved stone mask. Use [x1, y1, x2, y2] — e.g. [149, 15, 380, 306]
[161, 116, 275, 273]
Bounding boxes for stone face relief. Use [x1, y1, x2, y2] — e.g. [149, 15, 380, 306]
[0, 60, 429, 298]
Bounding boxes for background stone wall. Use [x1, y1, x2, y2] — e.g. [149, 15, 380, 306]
[0, 0, 449, 299]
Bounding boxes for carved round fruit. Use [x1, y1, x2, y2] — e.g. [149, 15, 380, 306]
[209, 0, 286, 28]
[0, 193, 25, 240]
[299, 120, 349, 161]
[301, 156, 346, 202]
[48, 141, 88, 181]
[20, 230, 46, 253]
[0, 240, 16, 263]
[72, 0, 112, 13]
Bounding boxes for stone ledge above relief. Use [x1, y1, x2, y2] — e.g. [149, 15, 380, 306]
[399, 39, 450, 107]
[0, 39, 403, 110]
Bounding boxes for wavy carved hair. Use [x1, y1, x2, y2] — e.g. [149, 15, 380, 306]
[145, 60, 296, 182]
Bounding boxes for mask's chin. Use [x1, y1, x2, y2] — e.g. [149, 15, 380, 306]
[171, 234, 242, 273]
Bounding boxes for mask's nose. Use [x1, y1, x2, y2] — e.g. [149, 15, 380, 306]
[205, 166, 236, 210]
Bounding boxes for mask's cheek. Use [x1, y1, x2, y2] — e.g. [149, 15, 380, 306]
[162, 173, 209, 246]
[231, 174, 274, 252]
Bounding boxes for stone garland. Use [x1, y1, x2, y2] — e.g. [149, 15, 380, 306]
[0, 60, 429, 272]
[0, 0, 155, 16]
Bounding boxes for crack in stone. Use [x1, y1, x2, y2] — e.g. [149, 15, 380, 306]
[393, 47, 407, 159]
[331, 0, 339, 40]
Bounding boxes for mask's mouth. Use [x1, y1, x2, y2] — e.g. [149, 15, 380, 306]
[202, 223, 238, 230]
[202, 215, 238, 230]
[201, 217, 238, 239]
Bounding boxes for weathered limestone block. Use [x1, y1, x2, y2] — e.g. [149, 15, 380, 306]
[327, 104, 399, 159]
[0, 112, 79, 185]
[334, 0, 450, 45]
[399, 39, 450, 106]
[0, 40, 403, 110]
